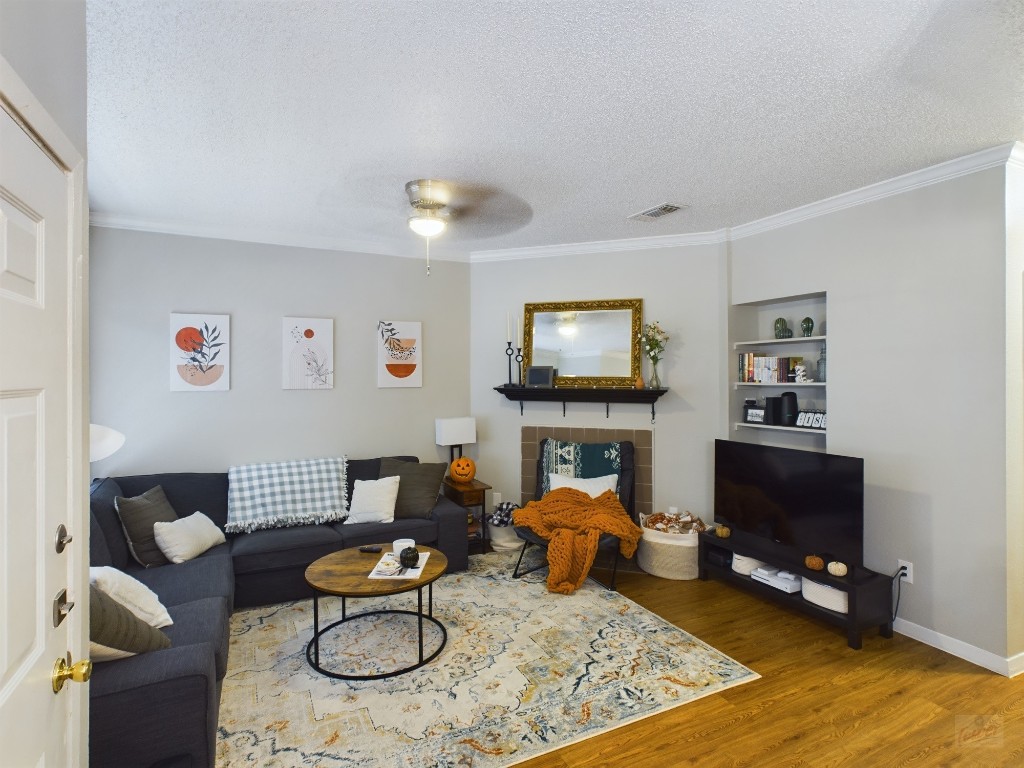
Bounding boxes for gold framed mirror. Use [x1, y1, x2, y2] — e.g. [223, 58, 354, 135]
[523, 298, 642, 387]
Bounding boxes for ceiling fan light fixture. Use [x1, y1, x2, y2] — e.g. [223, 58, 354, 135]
[409, 212, 447, 237]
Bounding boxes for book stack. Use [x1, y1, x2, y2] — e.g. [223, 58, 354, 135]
[738, 353, 804, 383]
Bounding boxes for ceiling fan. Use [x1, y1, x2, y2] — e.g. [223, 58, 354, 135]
[405, 179, 451, 238]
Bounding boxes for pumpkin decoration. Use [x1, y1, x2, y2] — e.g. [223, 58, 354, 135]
[715, 524, 731, 538]
[449, 455, 476, 483]
[804, 554, 825, 571]
[399, 546, 420, 569]
[827, 561, 848, 577]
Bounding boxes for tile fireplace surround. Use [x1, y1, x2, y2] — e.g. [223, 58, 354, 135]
[520, 426, 653, 519]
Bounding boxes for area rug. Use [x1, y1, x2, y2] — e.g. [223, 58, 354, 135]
[216, 551, 758, 767]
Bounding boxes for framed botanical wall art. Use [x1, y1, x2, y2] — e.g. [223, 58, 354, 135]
[377, 320, 421, 388]
[170, 313, 230, 391]
[283, 317, 334, 389]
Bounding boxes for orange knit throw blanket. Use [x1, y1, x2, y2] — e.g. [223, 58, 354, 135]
[513, 487, 642, 595]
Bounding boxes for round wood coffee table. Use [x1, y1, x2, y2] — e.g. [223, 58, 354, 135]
[304, 545, 448, 680]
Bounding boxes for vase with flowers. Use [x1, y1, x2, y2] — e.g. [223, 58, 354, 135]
[639, 321, 669, 389]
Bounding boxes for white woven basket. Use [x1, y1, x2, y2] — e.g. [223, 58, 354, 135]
[802, 578, 849, 614]
[637, 532, 699, 580]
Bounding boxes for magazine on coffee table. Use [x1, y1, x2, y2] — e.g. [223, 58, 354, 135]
[368, 551, 430, 579]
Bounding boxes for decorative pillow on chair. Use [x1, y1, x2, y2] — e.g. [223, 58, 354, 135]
[89, 566, 173, 628]
[549, 473, 619, 498]
[89, 585, 171, 662]
[115, 485, 179, 567]
[153, 511, 227, 563]
[540, 440, 623, 496]
[345, 475, 400, 524]
[379, 458, 446, 519]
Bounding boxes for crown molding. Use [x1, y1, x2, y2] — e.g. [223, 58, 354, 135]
[729, 142, 1020, 241]
[87, 213, 470, 262]
[469, 229, 728, 263]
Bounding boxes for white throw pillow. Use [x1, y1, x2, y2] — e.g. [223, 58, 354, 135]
[549, 473, 619, 498]
[153, 511, 227, 564]
[345, 475, 400, 524]
[89, 566, 173, 628]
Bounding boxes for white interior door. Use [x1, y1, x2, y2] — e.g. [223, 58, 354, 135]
[0, 58, 88, 767]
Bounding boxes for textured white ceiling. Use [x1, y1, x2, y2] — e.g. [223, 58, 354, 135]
[86, 0, 1024, 260]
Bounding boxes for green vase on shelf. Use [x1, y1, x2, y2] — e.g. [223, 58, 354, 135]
[801, 317, 814, 337]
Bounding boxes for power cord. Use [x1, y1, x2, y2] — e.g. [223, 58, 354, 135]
[891, 565, 908, 622]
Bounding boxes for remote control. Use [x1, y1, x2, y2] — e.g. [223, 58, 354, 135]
[358, 545, 382, 553]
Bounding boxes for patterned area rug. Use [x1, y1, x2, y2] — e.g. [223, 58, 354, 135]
[217, 551, 758, 767]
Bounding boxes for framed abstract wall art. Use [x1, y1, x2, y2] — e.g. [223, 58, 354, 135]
[170, 313, 230, 391]
[283, 317, 334, 389]
[377, 320, 421, 388]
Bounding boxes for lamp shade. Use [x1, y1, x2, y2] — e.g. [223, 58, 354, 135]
[89, 424, 125, 462]
[435, 417, 476, 447]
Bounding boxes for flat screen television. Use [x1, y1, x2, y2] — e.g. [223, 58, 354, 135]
[714, 439, 864, 567]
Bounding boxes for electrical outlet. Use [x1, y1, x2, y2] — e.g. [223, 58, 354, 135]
[898, 559, 914, 584]
[492, 492, 502, 507]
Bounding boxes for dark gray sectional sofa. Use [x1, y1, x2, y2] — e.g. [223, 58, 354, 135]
[88, 456, 467, 768]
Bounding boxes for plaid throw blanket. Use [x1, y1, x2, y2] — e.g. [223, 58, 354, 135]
[225, 457, 347, 533]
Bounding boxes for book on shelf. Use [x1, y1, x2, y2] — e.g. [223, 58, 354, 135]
[737, 353, 804, 383]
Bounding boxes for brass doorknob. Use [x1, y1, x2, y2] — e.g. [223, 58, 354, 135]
[52, 654, 92, 693]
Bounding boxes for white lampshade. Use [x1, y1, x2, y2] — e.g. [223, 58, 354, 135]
[435, 417, 477, 447]
[89, 424, 126, 462]
[409, 213, 447, 238]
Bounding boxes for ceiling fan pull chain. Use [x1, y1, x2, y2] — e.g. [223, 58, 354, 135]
[426, 238, 431, 277]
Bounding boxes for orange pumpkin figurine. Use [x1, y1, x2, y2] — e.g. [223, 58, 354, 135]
[450, 455, 476, 483]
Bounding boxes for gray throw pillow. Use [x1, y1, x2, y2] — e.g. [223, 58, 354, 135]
[115, 485, 178, 567]
[379, 458, 447, 519]
[90, 585, 171, 661]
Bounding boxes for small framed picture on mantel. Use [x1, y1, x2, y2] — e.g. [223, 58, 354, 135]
[525, 366, 555, 388]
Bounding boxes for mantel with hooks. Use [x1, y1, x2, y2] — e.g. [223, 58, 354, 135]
[494, 385, 668, 423]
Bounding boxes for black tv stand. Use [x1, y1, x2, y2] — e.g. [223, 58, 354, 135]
[697, 531, 893, 649]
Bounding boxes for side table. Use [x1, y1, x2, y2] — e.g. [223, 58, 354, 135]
[442, 477, 492, 554]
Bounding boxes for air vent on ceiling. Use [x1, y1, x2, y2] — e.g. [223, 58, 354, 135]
[627, 203, 688, 222]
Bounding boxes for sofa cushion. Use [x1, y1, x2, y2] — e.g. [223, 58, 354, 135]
[164, 597, 231, 680]
[115, 472, 231, 530]
[115, 485, 179, 567]
[127, 547, 234, 608]
[346, 476, 399, 524]
[90, 566, 173, 628]
[90, 585, 171, 662]
[89, 509, 113, 568]
[380, 458, 447, 519]
[229, 524, 343, 575]
[154, 511, 227, 563]
[90, 477, 129, 569]
[345, 456, 417, 507]
[333, 518, 437, 549]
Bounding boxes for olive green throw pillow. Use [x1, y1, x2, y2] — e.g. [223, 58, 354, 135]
[379, 458, 447, 519]
[115, 485, 179, 567]
[89, 585, 171, 662]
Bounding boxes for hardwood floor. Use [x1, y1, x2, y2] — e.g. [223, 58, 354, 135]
[515, 570, 1024, 768]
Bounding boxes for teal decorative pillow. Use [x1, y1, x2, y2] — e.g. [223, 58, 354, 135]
[540, 440, 622, 496]
[379, 458, 447, 519]
[115, 485, 179, 567]
[89, 585, 171, 662]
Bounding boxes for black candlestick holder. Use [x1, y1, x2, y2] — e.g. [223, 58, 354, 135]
[505, 341, 515, 385]
[515, 347, 524, 386]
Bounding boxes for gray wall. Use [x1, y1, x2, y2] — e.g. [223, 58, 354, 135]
[89, 228, 470, 475]
[0, 0, 87, 155]
[730, 166, 1013, 660]
[469, 243, 729, 521]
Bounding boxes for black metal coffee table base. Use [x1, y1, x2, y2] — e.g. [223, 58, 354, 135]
[306, 583, 448, 680]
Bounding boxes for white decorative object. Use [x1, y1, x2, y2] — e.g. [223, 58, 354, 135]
[392, 538, 415, 555]
[346, 476, 400, 524]
[283, 317, 334, 389]
[89, 567, 173, 628]
[794, 364, 814, 383]
[548, 473, 618, 497]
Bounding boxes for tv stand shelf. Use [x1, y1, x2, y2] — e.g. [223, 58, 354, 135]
[698, 531, 893, 649]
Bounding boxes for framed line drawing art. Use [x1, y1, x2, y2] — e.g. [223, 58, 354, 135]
[170, 313, 230, 391]
[283, 317, 334, 389]
[377, 320, 421, 387]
